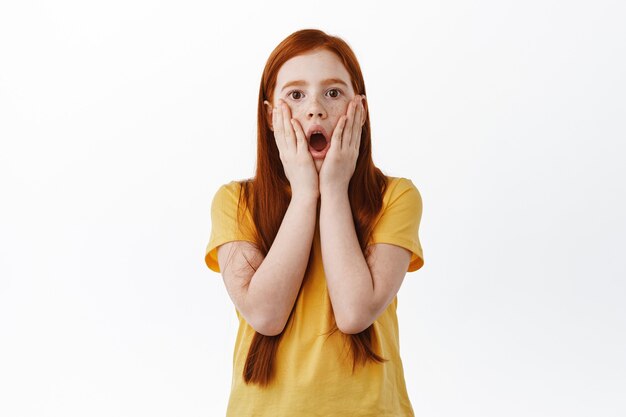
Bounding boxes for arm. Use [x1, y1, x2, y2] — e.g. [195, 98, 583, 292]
[319, 190, 411, 334]
[217, 193, 318, 336]
[217, 98, 321, 337]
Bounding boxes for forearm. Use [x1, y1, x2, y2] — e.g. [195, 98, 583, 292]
[246, 193, 318, 335]
[319, 189, 374, 334]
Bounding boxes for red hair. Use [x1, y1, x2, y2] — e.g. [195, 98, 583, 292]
[239, 29, 389, 386]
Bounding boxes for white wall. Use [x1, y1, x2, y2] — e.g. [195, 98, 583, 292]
[1, 1, 625, 416]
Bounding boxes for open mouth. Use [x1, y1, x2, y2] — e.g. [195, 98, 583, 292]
[306, 125, 330, 155]
[309, 132, 327, 151]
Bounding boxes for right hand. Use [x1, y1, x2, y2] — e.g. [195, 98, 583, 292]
[271, 99, 319, 199]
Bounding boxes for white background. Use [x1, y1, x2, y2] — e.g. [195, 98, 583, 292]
[1, 1, 625, 416]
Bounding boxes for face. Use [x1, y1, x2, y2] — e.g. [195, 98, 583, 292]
[265, 48, 366, 172]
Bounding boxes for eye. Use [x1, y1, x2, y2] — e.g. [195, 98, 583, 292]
[326, 88, 341, 98]
[288, 90, 304, 100]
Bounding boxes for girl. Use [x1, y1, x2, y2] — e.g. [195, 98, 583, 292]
[205, 29, 424, 416]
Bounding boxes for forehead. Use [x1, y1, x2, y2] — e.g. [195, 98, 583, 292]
[275, 49, 352, 89]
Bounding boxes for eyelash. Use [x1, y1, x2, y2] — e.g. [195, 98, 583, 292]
[287, 88, 342, 100]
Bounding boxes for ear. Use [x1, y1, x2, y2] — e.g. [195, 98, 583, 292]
[263, 100, 274, 131]
[360, 95, 367, 126]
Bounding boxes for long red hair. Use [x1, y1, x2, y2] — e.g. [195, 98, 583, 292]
[238, 29, 389, 387]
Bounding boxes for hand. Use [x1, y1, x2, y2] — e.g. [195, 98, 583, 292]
[319, 95, 365, 194]
[272, 99, 319, 199]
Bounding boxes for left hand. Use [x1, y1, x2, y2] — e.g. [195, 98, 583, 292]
[319, 94, 366, 194]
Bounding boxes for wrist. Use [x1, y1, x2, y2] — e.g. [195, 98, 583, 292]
[290, 190, 320, 204]
[320, 182, 349, 198]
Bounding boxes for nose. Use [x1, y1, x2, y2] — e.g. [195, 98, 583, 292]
[306, 97, 327, 119]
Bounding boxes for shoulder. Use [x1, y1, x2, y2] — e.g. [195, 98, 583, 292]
[373, 175, 425, 272]
[212, 179, 253, 204]
[210, 179, 256, 227]
[214, 179, 249, 195]
[382, 176, 422, 209]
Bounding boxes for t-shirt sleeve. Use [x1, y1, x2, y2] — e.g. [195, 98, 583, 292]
[370, 177, 424, 272]
[204, 182, 258, 273]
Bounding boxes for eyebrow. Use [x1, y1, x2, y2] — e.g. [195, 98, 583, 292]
[280, 78, 349, 92]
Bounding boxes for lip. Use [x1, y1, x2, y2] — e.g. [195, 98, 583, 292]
[305, 124, 330, 143]
[309, 139, 331, 159]
[306, 124, 330, 159]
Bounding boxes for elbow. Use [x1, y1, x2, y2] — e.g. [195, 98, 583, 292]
[240, 293, 289, 336]
[336, 313, 372, 335]
[248, 313, 287, 337]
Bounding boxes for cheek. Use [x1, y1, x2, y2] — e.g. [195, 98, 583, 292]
[288, 103, 307, 118]
[328, 101, 349, 117]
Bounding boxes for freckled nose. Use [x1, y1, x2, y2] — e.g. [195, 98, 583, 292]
[307, 99, 327, 119]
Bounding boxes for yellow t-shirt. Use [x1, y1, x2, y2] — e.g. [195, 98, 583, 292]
[204, 176, 424, 417]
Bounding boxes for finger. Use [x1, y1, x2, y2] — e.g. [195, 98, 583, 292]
[290, 118, 307, 153]
[360, 95, 367, 127]
[273, 103, 286, 152]
[331, 115, 347, 152]
[264, 100, 274, 132]
[342, 100, 355, 150]
[350, 97, 363, 148]
[281, 101, 295, 151]
[356, 96, 366, 150]
[354, 121, 363, 153]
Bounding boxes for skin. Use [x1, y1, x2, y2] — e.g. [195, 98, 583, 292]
[263, 48, 367, 196]
[216, 48, 412, 336]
